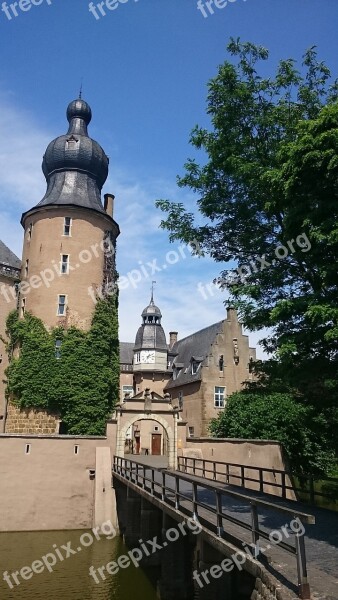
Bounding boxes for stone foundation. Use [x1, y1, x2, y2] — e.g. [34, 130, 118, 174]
[5, 402, 59, 434]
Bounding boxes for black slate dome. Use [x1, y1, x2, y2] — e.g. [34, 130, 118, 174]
[141, 302, 162, 318]
[42, 99, 108, 190]
[66, 99, 92, 125]
[134, 294, 168, 352]
[21, 98, 112, 223]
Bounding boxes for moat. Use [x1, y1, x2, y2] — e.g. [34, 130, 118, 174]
[0, 532, 158, 600]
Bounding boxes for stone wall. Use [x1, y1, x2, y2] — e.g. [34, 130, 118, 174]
[0, 421, 117, 531]
[5, 402, 59, 434]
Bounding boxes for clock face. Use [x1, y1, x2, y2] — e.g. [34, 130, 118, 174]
[141, 350, 155, 364]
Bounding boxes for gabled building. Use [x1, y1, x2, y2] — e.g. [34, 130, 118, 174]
[0, 241, 21, 432]
[120, 298, 256, 442]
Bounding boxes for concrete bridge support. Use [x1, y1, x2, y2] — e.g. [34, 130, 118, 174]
[124, 486, 142, 547]
[194, 539, 236, 600]
[113, 479, 127, 535]
[158, 514, 195, 600]
[140, 498, 162, 566]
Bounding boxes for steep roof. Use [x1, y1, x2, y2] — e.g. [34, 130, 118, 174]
[0, 240, 21, 270]
[120, 342, 134, 365]
[165, 321, 223, 390]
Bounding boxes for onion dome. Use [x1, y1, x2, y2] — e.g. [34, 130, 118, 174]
[42, 99, 108, 190]
[21, 98, 110, 224]
[134, 294, 168, 351]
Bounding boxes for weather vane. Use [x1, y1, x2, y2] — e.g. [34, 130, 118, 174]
[151, 281, 156, 302]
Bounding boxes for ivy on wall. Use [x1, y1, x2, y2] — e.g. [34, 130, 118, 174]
[3, 295, 119, 435]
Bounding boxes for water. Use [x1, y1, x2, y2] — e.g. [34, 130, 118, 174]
[0, 531, 159, 600]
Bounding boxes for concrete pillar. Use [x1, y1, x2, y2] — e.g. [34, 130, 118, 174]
[114, 479, 127, 535]
[194, 539, 235, 600]
[140, 498, 162, 566]
[158, 514, 194, 600]
[94, 447, 117, 529]
[124, 486, 142, 547]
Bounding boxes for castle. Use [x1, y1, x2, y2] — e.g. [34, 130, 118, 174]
[0, 97, 256, 443]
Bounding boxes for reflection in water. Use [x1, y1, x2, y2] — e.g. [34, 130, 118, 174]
[0, 531, 159, 600]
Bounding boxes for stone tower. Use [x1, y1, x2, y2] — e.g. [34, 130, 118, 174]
[19, 98, 119, 330]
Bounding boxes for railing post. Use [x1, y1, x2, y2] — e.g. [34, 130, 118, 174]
[193, 458, 196, 476]
[202, 460, 206, 478]
[281, 471, 287, 499]
[250, 503, 260, 558]
[259, 469, 264, 493]
[295, 526, 311, 599]
[215, 490, 224, 537]
[241, 465, 245, 487]
[175, 476, 180, 510]
[192, 482, 199, 522]
[162, 471, 166, 501]
[225, 463, 230, 484]
[213, 461, 217, 482]
[151, 469, 155, 496]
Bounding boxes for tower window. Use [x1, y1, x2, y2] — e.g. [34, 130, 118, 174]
[214, 386, 226, 408]
[55, 339, 62, 359]
[57, 295, 67, 316]
[63, 217, 72, 236]
[188, 427, 195, 438]
[25, 259, 29, 278]
[134, 352, 141, 364]
[122, 385, 134, 400]
[27, 223, 33, 240]
[60, 255, 69, 274]
[21, 298, 26, 318]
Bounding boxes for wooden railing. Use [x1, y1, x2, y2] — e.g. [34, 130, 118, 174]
[177, 456, 338, 506]
[113, 456, 315, 599]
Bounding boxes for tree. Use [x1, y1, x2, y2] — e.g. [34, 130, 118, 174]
[156, 39, 338, 409]
[209, 392, 335, 476]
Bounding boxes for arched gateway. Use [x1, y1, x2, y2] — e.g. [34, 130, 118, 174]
[114, 388, 180, 469]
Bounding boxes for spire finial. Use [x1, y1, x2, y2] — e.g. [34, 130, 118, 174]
[150, 281, 156, 304]
[79, 78, 83, 99]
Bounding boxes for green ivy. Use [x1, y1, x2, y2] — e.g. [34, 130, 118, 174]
[4, 295, 119, 435]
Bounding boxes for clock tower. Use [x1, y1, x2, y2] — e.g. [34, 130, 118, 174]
[133, 292, 168, 372]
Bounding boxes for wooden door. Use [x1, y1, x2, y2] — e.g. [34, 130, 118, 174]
[151, 434, 162, 455]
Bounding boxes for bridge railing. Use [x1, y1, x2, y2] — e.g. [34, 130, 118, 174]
[177, 456, 337, 506]
[113, 456, 315, 599]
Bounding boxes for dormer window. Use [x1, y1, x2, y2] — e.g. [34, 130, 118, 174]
[66, 136, 79, 150]
[191, 360, 200, 375]
[173, 366, 182, 381]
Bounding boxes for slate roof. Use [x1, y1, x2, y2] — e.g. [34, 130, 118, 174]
[120, 342, 134, 365]
[0, 240, 21, 270]
[165, 321, 223, 390]
[134, 323, 168, 351]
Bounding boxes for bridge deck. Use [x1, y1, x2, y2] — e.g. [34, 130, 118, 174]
[116, 457, 338, 600]
[162, 469, 338, 600]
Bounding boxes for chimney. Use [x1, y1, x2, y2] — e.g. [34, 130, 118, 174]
[169, 332, 178, 349]
[104, 193, 115, 218]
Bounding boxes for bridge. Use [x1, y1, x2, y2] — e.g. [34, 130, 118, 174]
[112, 455, 338, 600]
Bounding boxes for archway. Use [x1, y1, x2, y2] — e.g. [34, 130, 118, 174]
[115, 393, 179, 469]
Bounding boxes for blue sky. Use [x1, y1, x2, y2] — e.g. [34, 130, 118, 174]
[0, 0, 337, 355]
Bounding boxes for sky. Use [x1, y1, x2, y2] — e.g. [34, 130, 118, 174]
[0, 0, 337, 357]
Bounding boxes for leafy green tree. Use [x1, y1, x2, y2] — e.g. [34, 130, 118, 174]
[209, 392, 335, 475]
[156, 39, 338, 409]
